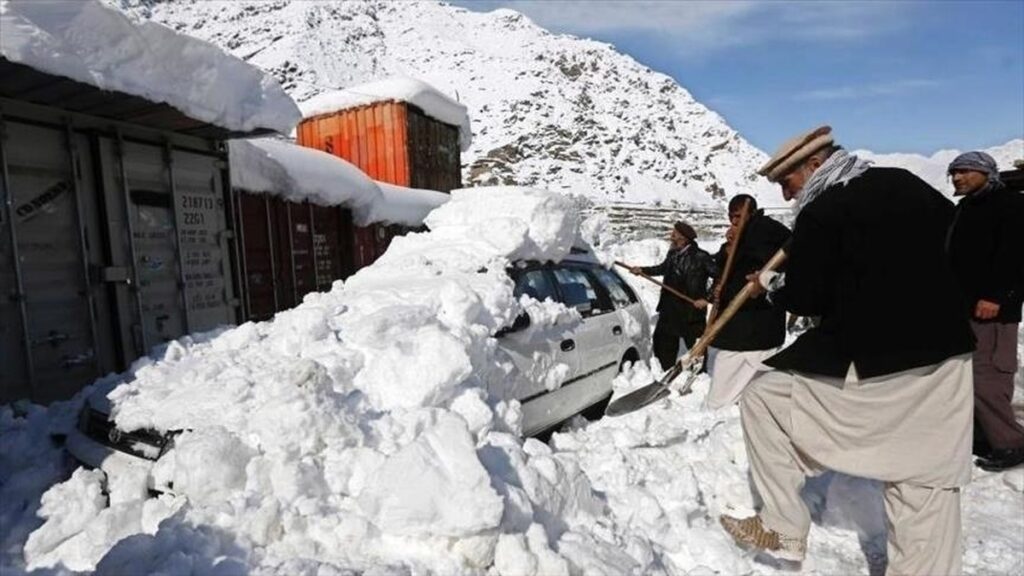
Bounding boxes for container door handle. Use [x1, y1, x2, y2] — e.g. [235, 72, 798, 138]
[560, 339, 576, 352]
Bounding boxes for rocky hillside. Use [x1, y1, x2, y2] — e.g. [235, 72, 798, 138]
[109, 0, 782, 209]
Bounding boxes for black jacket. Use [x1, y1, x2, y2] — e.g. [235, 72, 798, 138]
[947, 183, 1024, 323]
[713, 211, 791, 351]
[642, 243, 719, 327]
[766, 167, 975, 379]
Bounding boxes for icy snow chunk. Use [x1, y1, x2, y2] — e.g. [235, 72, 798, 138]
[494, 523, 569, 576]
[0, 0, 299, 134]
[300, 76, 473, 151]
[425, 186, 579, 263]
[24, 468, 107, 569]
[229, 137, 381, 213]
[152, 427, 254, 507]
[357, 414, 503, 537]
[354, 181, 450, 228]
[352, 321, 472, 411]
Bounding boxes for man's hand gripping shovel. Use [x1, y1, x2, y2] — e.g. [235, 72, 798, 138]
[605, 248, 788, 417]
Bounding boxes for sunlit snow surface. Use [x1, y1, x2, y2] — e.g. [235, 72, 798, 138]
[0, 0, 300, 135]
[1, 195, 1022, 575]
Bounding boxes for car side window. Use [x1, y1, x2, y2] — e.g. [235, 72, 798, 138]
[552, 267, 606, 316]
[513, 269, 559, 303]
[592, 267, 635, 309]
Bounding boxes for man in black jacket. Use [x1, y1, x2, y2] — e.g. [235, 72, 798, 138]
[719, 126, 975, 575]
[629, 221, 718, 370]
[946, 151, 1024, 472]
[705, 194, 791, 408]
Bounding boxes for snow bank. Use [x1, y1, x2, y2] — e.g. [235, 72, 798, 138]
[0, 0, 300, 135]
[15, 186, 595, 574]
[229, 137, 381, 211]
[300, 76, 473, 151]
[353, 181, 450, 227]
[5, 214, 1022, 575]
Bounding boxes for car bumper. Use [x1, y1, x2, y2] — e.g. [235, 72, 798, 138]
[66, 426, 157, 490]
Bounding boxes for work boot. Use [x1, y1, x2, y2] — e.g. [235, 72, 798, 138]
[976, 446, 1024, 472]
[720, 514, 806, 562]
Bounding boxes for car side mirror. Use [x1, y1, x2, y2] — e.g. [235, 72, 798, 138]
[512, 312, 531, 331]
[496, 312, 531, 337]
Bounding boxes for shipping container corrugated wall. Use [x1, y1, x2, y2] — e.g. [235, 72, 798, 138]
[296, 101, 460, 268]
[235, 192, 355, 322]
[0, 98, 242, 404]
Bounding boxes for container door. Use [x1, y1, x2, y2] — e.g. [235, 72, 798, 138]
[122, 141, 187, 348]
[239, 192, 278, 321]
[171, 149, 236, 332]
[311, 204, 341, 291]
[288, 202, 315, 302]
[0, 120, 114, 403]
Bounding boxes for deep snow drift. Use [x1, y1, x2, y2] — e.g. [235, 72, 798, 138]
[1, 194, 1022, 575]
[1, 0, 300, 135]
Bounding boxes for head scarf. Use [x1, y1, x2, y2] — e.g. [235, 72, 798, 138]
[793, 148, 871, 216]
[947, 151, 1002, 186]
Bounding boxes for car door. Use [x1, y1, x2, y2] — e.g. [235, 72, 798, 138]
[497, 266, 581, 406]
[590, 265, 650, 362]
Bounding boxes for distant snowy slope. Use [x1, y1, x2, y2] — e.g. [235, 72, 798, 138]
[856, 139, 1023, 197]
[108, 0, 783, 208]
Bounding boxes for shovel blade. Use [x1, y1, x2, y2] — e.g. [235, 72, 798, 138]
[604, 381, 671, 417]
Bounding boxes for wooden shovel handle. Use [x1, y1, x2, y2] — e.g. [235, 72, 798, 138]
[708, 198, 753, 326]
[688, 248, 788, 360]
[614, 260, 698, 306]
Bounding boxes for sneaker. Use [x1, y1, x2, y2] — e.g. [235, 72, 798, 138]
[976, 447, 1024, 472]
[720, 514, 806, 562]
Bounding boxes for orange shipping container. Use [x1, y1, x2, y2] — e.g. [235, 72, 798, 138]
[297, 101, 462, 267]
[297, 101, 461, 192]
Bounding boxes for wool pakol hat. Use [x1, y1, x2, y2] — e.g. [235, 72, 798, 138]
[673, 220, 697, 241]
[758, 125, 834, 182]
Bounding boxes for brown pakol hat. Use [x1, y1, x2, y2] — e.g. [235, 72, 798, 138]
[758, 125, 834, 182]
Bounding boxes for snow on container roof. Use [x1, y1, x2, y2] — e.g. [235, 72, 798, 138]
[229, 138, 382, 214]
[299, 76, 473, 151]
[0, 0, 300, 136]
[231, 138, 449, 228]
[354, 182, 450, 228]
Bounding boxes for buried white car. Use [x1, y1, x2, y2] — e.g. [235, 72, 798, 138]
[67, 250, 651, 492]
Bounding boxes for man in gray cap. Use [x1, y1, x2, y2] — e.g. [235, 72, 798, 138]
[947, 151, 1024, 472]
[628, 221, 718, 370]
[719, 126, 975, 574]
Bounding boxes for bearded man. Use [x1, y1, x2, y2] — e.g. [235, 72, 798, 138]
[719, 126, 975, 575]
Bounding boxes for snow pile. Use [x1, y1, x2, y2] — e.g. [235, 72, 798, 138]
[229, 137, 381, 212]
[1, 0, 300, 135]
[300, 76, 473, 151]
[353, 181, 450, 228]
[4, 211, 1022, 575]
[16, 187, 606, 574]
[0, 401, 79, 572]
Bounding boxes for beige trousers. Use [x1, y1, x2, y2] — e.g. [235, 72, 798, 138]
[705, 347, 780, 409]
[740, 355, 973, 575]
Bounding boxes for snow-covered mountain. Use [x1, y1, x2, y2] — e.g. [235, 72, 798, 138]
[108, 0, 782, 208]
[856, 139, 1023, 197]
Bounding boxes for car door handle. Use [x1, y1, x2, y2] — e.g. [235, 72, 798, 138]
[612, 325, 622, 335]
[560, 339, 576, 352]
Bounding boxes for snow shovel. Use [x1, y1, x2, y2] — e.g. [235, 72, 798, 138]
[605, 248, 788, 417]
[613, 261, 699, 307]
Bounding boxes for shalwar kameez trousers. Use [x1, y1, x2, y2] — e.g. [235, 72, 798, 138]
[741, 357, 973, 575]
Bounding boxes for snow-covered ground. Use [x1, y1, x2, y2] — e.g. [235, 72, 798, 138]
[2, 192, 1021, 576]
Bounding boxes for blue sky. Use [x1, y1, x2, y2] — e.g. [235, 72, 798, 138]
[450, 1, 1024, 154]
